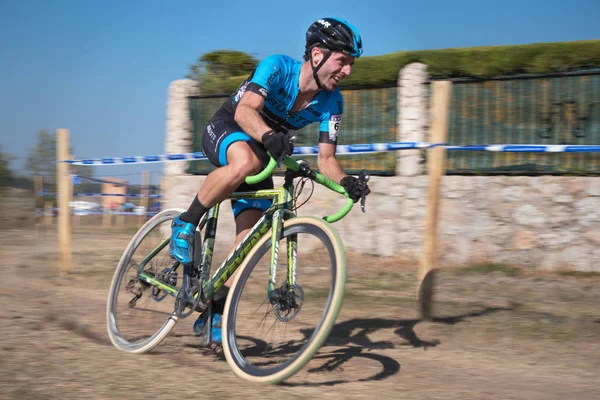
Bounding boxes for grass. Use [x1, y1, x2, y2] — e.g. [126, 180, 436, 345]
[347, 276, 412, 292]
[455, 263, 522, 277]
[558, 270, 600, 278]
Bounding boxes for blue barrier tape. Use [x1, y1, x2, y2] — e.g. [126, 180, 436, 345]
[60, 143, 600, 165]
[37, 192, 162, 198]
[446, 145, 600, 153]
[35, 208, 159, 217]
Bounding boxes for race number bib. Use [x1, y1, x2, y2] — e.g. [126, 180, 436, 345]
[329, 115, 342, 141]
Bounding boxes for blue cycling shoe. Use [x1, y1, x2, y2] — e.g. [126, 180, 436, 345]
[169, 215, 195, 264]
[193, 313, 222, 343]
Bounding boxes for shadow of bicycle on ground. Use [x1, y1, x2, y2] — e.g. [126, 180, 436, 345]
[280, 305, 517, 386]
[175, 305, 516, 385]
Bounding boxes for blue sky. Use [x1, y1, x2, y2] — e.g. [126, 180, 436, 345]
[1, 0, 598, 184]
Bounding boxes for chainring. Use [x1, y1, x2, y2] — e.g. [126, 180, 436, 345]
[174, 278, 201, 318]
[152, 267, 178, 302]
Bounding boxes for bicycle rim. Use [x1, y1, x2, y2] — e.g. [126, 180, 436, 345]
[106, 209, 184, 353]
[222, 217, 346, 384]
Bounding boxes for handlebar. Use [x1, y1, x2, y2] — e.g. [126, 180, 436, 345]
[245, 156, 358, 223]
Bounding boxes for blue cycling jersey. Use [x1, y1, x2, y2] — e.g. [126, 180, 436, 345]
[220, 54, 344, 143]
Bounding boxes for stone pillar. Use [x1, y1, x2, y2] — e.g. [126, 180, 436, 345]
[163, 79, 201, 211]
[397, 63, 429, 176]
[164, 79, 201, 177]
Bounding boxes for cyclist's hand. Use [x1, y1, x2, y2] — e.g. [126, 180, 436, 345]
[341, 175, 371, 203]
[262, 130, 294, 162]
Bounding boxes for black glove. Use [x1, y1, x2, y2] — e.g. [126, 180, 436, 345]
[341, 175, 371, 203]
[262, 130, 294, 163]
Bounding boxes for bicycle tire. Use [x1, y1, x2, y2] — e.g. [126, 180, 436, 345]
[222, 216, 347, 384]
[106, 208, 184, 353]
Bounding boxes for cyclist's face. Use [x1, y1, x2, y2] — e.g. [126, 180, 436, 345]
[315, 50, 355, 91]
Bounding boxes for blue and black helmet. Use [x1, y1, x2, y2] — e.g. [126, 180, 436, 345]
[305, 18, 363, 58]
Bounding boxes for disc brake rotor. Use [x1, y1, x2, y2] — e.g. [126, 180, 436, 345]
[275, 284, 304, 322]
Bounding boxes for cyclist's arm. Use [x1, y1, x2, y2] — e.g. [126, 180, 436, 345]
[317, 142, 346, 184]
[234, 92, 272, 142]
[234, 55, 288, 142]
[317, 94, 346, 182]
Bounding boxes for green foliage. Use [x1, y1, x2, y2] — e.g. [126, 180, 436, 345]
[457, 263, 522, 277]
[9, 175, 34, 190]
[25, 130, 94, 184]
[0, 145, 16, 186]
[343, 39, 600, 87]
[558, 271, 600, 278]
[187, 50, 258, 95]
[187, 40, 600, 93]
[25, 130, 57, 182]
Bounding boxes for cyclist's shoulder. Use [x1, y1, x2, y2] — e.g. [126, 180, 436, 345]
[259, 54, 301, 68]
[319, 88, 344, 114]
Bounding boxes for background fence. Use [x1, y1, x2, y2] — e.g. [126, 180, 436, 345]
[187, 69, 599, 176]
[443, 69, 600, 174]
[187, 86, 398, 175]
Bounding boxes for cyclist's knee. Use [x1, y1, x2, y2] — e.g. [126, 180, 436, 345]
[227, 143, 262, 181]
[234, 208, 264, 234]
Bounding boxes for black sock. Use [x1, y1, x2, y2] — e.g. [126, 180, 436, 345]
[212, 287, 229, 315]
[179, 196, 208, 226]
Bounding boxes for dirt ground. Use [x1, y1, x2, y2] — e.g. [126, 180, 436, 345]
[1, 188, 600, 399]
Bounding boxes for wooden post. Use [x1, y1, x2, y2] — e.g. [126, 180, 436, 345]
[103, 207, 111, 227]
[117, 207, 125, 227]
[44, 201, 53, 228]
[418, 81, 452, 319]
[34, 176, 42, 237]
[68, 153, 74, 227]
[56, 129, 71, 276]
[139, 171, 150, 225]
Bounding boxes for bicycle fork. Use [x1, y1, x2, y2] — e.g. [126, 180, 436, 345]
[267, 210, 298, 304]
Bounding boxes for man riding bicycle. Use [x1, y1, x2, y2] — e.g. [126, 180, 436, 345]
[170, 17, 371, 343]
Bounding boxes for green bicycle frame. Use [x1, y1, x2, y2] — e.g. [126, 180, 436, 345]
[137, 155, 354, 308]
[200, 186, 295, 301]
[137, 186, 296, 304]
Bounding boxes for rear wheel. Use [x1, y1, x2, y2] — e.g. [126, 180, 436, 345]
[222, 217, 347, 384]
[106, 209, 184, 353]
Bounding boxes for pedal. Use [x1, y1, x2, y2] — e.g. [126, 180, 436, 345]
[210, 342, 224, 360]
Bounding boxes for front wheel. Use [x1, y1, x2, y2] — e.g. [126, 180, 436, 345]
[222, 217, 347, 384]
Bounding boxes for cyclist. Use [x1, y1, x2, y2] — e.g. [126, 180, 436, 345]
[170, 17, 370, 342]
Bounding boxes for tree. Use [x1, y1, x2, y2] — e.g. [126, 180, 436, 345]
[0, 145, 16, 187]
[25, 130, 56, 182]
[187, 50, 259, 94]
[25, 130, 93, 184]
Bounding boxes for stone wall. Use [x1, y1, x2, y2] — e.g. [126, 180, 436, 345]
[162, 70, 599, 272]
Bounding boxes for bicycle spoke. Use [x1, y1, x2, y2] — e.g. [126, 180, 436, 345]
[107, 210, 186, 353]
[224, 218, 346, 383]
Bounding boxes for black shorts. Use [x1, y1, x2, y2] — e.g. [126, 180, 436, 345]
[202, 114, 274, 217]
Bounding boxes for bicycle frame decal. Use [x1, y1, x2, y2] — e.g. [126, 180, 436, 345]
[204, 213, 272, 298]
[288, 233, 297, 288]
[202, 188, 287, 298]
[268, 210, 282, 295]
[200, 204, 220, 283]
[139, 271, 178, 295]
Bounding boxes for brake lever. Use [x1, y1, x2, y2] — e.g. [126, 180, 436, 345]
[276, 152, 287, 168]
[276, 134, 297, 168]
[358, 169, 370, 213]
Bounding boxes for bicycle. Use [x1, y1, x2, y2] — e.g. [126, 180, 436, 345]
[106, 155, 370, 384]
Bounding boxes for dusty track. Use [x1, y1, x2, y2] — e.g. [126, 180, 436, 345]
[1, 191, 599, 399]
